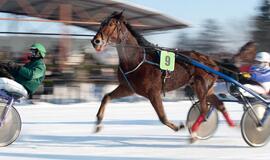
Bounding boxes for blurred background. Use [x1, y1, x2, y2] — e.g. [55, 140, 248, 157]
[0, 0, 269, 103]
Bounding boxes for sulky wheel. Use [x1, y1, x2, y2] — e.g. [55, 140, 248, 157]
[241, 102, 270, 147]
[0, 103, 22, 147]
[186, 101, 219, 140]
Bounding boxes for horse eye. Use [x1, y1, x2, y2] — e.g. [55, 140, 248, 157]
[109, 22, 113, 27]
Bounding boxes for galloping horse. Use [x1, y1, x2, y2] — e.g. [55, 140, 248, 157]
[91, 11, 235, 141]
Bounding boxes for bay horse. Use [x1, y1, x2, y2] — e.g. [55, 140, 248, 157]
[217, 41, 257, 80]
[233, 41, 257, 70]
[91, 11, 235, 142]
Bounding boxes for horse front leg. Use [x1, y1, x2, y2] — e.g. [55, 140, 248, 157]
[190, 76, 209, 142]
[95, 84, 133, 133]
[148, 90, 184, 132]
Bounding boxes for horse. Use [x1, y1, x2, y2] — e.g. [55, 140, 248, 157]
[91, 11, 235, 142]
[217, 41, 257, 80]
[232, 41, 257, 68]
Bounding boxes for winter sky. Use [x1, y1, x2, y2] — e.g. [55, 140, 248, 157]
[0, 0, 263, 51]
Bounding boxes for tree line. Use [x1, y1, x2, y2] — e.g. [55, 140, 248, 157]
[175, 0, 270, 55]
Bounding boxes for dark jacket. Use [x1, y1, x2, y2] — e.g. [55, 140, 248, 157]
[11, 58, 46, 95]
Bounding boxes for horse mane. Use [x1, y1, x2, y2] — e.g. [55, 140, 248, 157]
[111, 12, 196, 54]
[121, 17, 192, 54]
[124, 21, 155, 48]
[124, 19, 197, 56]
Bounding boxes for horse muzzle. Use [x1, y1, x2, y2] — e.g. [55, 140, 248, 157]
[91, 38, 106, 52]
[92, 39, 103, 46]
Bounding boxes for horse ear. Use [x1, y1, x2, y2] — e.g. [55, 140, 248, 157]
[118, 9, 125, 17]
[111, 11, 118, 16]
[115, 9, 125, 20]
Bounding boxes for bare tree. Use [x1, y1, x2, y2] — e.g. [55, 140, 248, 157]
[251, 0, 270, 51]
[175, 19, 225, 54]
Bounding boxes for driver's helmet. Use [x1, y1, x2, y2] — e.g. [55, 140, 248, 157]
[255, 52, 270, 63]
[30, 43, 46, 58]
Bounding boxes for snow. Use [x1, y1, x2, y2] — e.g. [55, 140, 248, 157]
[0, 101, 269, 160]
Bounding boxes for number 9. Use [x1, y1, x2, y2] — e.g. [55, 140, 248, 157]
[165, 56, 170, 66]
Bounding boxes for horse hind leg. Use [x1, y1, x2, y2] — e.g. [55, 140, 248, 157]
[148, 91, 184, 132]
[190, 77, 235, 143]
[207, 93, 235, 127]
[95, 85, 133, 133]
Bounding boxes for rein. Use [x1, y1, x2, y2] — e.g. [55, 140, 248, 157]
[113, 42, 241, 76]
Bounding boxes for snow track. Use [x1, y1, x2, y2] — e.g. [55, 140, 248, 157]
[0, 101, 268, 160]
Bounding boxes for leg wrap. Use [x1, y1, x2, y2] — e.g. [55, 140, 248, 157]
[222, 111, 235, 127]
[191, 113, 205, 132]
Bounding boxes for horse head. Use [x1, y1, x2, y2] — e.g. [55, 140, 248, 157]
[232, 41, 257, 67]
[91, 11, 127, 52]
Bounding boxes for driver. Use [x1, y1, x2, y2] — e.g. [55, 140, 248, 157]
[241, 51, 270, 95]
[0, 43, 47, 97]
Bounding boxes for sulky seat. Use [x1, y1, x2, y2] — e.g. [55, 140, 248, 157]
[0, 78, 28, 99]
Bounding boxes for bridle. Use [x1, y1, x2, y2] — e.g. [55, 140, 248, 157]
[92, 15, 161, 93]
[92, 18, 129, 47]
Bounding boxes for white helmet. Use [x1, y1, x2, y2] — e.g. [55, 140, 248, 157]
[255, 52, 270, 63]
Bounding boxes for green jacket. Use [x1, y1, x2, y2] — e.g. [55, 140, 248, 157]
[12, 59, 46, 95]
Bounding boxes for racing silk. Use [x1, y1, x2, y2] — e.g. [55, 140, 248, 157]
[239, 65, 251, 72]
[249, 65, 270, 83]
[11, 58, 46, 95]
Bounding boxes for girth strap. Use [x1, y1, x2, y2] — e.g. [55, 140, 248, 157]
[119, 67, 135, 93]
[161, 70, 172, 97]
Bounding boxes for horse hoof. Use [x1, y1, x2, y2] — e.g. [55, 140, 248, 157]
[94, 125, 103, 133]
[189, 132, 198, 144]
[179, 122, 185, 130]
[189, 137, 198, 144]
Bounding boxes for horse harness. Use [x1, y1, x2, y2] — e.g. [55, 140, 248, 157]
[118, 49, 197, 96]
[118, 48, 219, 96]
[119, 49, 160, 93]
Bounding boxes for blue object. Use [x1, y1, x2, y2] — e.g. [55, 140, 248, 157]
[175, 54, 270, 105]
[250, 65, 270, 83]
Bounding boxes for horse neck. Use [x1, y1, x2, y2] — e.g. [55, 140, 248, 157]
[116, 32, 144, 71]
